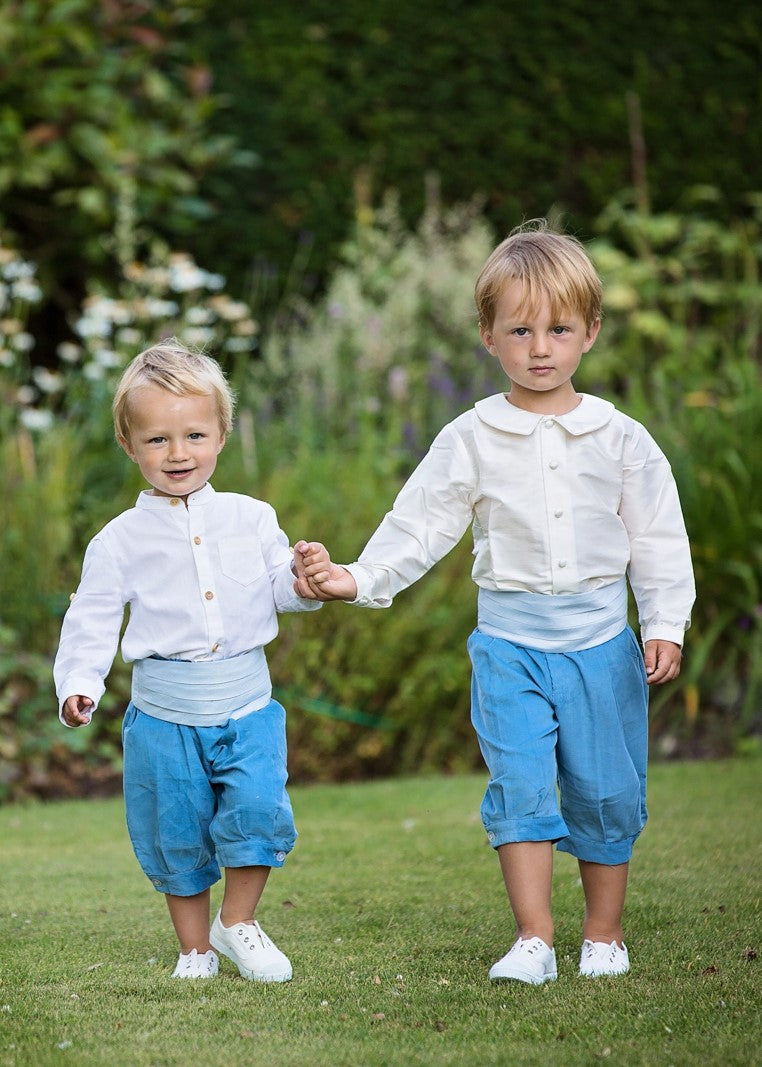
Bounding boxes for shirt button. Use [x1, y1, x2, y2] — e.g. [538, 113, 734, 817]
[194, 536, 201, 545]
[544, 419, 554, 428]
[169, 498, 179, 507]
[211, 642, 219, 652]
[554, 510, 563, 518]
[204, 590, 214, 600]
[549, 460, 559, 470]
[558, 560, 567, 568]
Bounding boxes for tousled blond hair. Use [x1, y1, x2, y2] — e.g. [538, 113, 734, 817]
[475, 219, 602, 330]
[112, 339, 235, 443]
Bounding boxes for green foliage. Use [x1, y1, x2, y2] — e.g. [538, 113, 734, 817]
[258, 187, 502, 462]
[0, 0, 235, 354]
[191, 0, 762, 292]
[1, 190, 761, 799]
[0, 758, 760, 1064]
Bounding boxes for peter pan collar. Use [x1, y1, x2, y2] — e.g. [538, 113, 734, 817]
[474, 393, 615, 436]
[135, 481, 216, 510]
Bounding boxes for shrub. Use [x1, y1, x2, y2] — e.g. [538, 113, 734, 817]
[1, 189, 761, 799]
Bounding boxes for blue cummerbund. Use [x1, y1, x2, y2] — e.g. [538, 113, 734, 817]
[477, 577, 628, 652]
[131, 647, 272, 726]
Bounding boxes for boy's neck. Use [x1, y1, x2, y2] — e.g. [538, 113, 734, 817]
[504, 389, 583, 416]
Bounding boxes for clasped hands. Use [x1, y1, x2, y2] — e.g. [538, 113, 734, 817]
[292, 540, 357, 601]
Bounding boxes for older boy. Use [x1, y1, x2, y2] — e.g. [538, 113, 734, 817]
[294, 221, 695, 983]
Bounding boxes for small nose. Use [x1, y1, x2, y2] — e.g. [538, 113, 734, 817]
[167, 437, 188, 461]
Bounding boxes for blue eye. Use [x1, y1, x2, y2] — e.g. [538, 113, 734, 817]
[513, 327, 529, 336]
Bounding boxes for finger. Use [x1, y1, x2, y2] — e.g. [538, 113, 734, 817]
[303, 566, 331, 582]
[293, 577, 317, 599]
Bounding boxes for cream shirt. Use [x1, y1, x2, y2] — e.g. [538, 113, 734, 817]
[345, 393, 695, 645]
[54, 483, 320, 714]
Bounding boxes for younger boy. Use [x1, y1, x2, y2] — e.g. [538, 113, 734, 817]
[295, 222, 695, 983]
[55, 340, 326, 980]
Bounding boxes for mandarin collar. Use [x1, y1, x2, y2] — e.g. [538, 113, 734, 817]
[135, 482, 216, 510]
[474, 393, 615, 436]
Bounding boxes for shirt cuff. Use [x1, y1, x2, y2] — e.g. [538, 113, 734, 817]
[343, 563, 391, 608]
[57, 677, 103, 726]
[639, 621, 689, 647]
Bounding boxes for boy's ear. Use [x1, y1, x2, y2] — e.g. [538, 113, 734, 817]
[117, 435, 137, 462]
[479, 324, 496, 354]
[216, 433, 226, 454]
[582, 317, 602, 352]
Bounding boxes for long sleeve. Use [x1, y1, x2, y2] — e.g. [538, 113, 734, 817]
[345, 423, 478, 607]
[259, 502, 323, 614]
[54, 538, 127, 716]
[619, 424, 695, 645]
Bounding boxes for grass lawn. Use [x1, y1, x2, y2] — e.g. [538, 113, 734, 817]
[0, 755, 760, 1066]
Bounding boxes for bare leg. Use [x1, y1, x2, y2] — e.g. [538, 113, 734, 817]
[578, 859, 629, 944]
[220, 865, 270, 926]
[497, 841, 554, 946]
[166, 889, 212, 953]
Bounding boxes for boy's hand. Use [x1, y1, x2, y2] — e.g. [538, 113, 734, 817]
[62, 695, 94, 728]
[643, 640, 682, 685]
[292, 541, 358, 601]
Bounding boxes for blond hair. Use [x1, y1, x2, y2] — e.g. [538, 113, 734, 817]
[112, 339, 235, 443]
[475, 219, 602, 330]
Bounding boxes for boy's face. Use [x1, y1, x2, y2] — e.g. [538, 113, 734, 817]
[119, 385, 226, 499]
[480, 279, 600, 413]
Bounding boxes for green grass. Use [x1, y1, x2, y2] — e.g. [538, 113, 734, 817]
[0, 757, 760, 1066]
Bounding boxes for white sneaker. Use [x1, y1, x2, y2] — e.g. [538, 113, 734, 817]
[171, 948, 219, 978]
[210, 911, 293, 982]
[579, 939, 630, 977]
[489, 936, 557, 984]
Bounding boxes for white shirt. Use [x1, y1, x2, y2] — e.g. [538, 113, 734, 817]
[54, 483, 320, 713]
[345, 393, 695, 646]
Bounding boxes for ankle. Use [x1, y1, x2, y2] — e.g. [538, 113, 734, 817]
[178, 940, 212, 954]
[219, 910, 254, 929]
[583, 929, 624, 946]
[516, 926, 554, 948]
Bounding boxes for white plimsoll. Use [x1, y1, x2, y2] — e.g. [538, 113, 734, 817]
[171, 948, 219, 978]
[578, 939, 630, 977]
[489, 936, 558, 984]
[210, 911, 292, 982]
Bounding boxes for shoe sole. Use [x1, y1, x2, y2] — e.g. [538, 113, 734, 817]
[209, 933, 292, 983]
[489, 969, 557, 985]
[579, 967, 630, 978]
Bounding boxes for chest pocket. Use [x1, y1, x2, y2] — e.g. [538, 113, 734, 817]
[218, 536, 267, 587]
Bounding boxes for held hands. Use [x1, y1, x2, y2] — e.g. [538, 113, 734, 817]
[643, 640, 682, 685]
[62, 694, 94, 728]
[292, 540, 358, 601]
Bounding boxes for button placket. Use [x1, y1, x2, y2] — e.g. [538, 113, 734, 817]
[539, 421, 578, 592]
[188, 508, 224, 651]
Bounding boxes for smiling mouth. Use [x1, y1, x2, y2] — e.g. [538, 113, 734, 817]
[164, 469, 195, 477]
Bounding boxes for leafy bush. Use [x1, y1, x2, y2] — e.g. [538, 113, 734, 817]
[192, 1, 762, 292]
[1, 189, 760, 800]
[0, 0, 234, 357]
